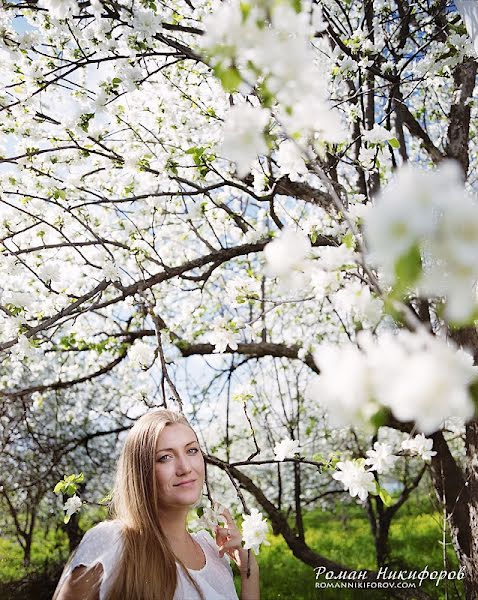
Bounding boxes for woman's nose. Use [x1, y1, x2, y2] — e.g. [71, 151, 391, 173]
[176, 453, 192, 474]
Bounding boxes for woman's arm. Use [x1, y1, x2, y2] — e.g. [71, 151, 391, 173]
[216, 508, 260, 600]
[54, 564, 103, 600]
[238, 550, 260, 600]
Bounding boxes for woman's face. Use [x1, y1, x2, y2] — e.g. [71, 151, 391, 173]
[154, 423, 205, 509]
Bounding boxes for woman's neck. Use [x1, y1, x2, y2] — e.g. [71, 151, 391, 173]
[158, 507, 190, 544]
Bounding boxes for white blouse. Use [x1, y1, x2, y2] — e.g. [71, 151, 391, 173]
[57, 520, 240, 600]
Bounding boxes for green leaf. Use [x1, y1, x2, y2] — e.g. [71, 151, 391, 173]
[342, 231, 355, 250]
[379, 487, 394, 507]
[388, 137, 400, 149]
[99, 492, 112, 505]
[197, 507, 204, 518]
[370, 406, 391, 431]
[214, 65, 242, 93]
[53, 472, 84, 496]
[240, 1, 251, 21]
[394, 243, 422, 289]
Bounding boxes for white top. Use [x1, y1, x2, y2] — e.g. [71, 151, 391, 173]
[57, 520, 240, 600]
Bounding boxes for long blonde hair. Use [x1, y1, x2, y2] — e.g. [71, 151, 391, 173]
[105, 409, 205, 600]
[52, 409, 206, 600]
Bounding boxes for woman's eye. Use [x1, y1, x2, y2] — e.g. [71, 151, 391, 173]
[157, 455, 171, 462]
[188, 447, 199, 454]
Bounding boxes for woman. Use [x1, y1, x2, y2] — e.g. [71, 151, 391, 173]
[53, 409, 260, 600]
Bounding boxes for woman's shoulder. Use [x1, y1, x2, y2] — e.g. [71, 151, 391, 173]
[82, 520, 123, 544]
[72, 520, 123, 567]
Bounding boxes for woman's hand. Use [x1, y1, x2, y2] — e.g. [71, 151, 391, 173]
[215, 508, 259, 577]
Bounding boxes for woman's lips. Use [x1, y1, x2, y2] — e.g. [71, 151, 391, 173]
[174, 479, 196, 487]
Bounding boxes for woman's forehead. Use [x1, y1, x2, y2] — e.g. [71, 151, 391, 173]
[156, 423, 196, 449]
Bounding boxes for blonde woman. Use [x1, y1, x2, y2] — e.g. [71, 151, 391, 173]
[53, 409, 260, 600]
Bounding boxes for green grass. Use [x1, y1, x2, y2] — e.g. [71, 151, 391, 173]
[1, 499, 465, 600]
[233, 501, 464, 600]
[0, 528, 66, 583]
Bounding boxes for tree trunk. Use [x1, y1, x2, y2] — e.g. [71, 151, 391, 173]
[462, 421, 478, 598]
[374, 514, 392, 568]
[430, 428, 478, 599]
[22, 534, 32, 568]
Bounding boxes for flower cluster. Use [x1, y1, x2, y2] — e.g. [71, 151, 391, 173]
[264, 228, 312, 287]
[195, 502, 227, 531]
[364, 161, 478, 322]
[202, 0, 344, 177]
[309, 330, 477, 434]
[208, 316, 240, 353]
[129, 341, 156, 369]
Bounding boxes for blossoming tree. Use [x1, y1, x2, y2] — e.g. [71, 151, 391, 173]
[1, 0, 478, 597]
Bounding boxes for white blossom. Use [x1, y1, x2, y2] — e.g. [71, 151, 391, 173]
[37, 0, 76, 19]
[63, 495, 82, 518]
[208, 317, 239, 353]
[362, 124, 394, 144]
[310, 330, 477, 434]
[129, 340, 155, 368]
[221, 105, 270, 177]
[333, 460, 376, 501]
[369, 331, 476, 434]
[275, 140, 308, 181]
[196, 502, 227, 530]
[273, 438, 301, 461]
[364, 161, 478, 320]
[132, 8, 162, 44]
[365, 442, 398, 474]
[401, 434, 437, 463]
[308, 343, 379, 430]
[264, 228, 311, 279]
[242, 509, 270, 554]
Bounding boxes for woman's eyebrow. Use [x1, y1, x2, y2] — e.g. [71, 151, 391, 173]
[156, 440, 197, 452]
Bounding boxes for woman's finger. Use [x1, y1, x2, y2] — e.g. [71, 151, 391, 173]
[220, 507, 236, 527]
[218, 537, 243, 557]
[216, 526, 239, 538]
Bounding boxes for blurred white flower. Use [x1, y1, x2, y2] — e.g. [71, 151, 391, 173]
[309, 330, 477, 434]
[221, 105, 270, 177]
[275, 140, 308, 181]
[364, 161, 478, 320]
[264, 228, 311, 280]
[38, 0, 76, 19]
[369, 332, 476, 434]
[308, 343, 378, 430]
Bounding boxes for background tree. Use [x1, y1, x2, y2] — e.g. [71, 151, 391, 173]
[0, 0, 477, 598]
